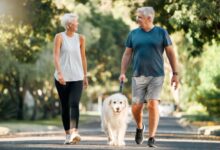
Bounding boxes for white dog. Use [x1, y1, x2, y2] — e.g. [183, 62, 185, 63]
[101, 93, 129, 146]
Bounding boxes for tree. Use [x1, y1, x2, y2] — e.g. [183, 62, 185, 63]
[127, 0, 220, 115]
[0, 0, 66, 119]
[200, 81, 220, 117]
[129, 0, 220, 56]
[72, 1, 131, 100]
[196, 44, 220, 117]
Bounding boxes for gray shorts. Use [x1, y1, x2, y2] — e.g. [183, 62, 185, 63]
[132, 76, 164, 104]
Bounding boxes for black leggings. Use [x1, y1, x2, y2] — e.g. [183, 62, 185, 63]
[55, 79, 83, 131]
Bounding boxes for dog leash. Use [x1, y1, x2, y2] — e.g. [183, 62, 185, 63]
[119, 81, 124, 93]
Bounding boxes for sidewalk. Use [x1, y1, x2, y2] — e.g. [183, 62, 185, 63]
[0, 116, 220, 150]
[0, 122, 62, 136]
[1, 134, 220, 150]
[1, 116, 220, 140]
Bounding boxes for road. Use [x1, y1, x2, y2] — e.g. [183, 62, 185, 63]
[0, 116, 220, 150]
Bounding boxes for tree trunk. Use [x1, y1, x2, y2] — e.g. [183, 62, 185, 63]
[17, 95, 23, 120]
[31, 98, 37, 120]
[14, 73, 24, 120]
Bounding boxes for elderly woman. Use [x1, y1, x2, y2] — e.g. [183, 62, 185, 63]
[53, 13, 88, 144]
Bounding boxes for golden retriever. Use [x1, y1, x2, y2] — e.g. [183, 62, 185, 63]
[101, 93, 129, 146]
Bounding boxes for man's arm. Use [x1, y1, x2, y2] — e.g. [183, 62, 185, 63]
[165, 45, 179, 89]
[119, 47, 133, 81]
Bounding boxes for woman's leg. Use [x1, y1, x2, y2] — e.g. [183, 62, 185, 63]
[55, 79, 71, 134]
[68, 81, 83, 133]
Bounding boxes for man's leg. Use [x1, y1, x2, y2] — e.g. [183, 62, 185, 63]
[132, 103, 145, 144]
[132, 103, 144, 129]
[146, 76, 163, 139]
[131, 76, 150, 144]
[146, 99, 159, 147]
[147, 99, 159, 138]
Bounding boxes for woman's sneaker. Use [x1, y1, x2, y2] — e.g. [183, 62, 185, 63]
[64, 134, 72, 144]
[64, 133, 81, 144]
[70, 133, 81, 144]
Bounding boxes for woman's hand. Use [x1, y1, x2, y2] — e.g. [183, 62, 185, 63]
[58, 72, 66, 85]
[83, 76, 88, 89]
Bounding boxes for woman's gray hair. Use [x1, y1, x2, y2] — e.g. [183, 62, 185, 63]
[60, 13, 78, 29]
[137, 7, 155, 20]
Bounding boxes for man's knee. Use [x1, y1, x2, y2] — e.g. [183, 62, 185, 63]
[147, 100, 159, 110]
[132, 103, 144, 114]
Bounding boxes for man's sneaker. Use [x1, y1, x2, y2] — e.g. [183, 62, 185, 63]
[135, 124, 145, 144]
[148, 137, 157, 147]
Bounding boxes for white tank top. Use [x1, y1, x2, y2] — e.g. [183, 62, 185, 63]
[54, 32, 84, 81]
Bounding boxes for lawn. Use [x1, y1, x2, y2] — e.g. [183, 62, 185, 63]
[0, 113, 100, 126]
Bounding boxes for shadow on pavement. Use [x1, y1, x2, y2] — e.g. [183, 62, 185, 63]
[0, 138, 220, 150]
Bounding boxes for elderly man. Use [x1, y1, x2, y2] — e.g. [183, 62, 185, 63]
[119, 7, 179, 147]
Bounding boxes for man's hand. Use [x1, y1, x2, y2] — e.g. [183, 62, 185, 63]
[119, 74, 126, 82]
[171, 75, 179, 90]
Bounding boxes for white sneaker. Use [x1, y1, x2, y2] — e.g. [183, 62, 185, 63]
[70, 133, 81, 144]
[64, 134, 72, 144]
[64, 133, 81, 144]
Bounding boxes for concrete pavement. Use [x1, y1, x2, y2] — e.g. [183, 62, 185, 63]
[0, 135, 220, 150]
[0, 116, 220, 150]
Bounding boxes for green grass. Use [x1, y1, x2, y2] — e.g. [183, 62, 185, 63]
[0, 114, 100, 126]
[182, 114, 220, 122]
[0, 117, 61, 126]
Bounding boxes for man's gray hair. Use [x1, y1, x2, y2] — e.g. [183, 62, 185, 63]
[137, 7, 155, 20]
[60, 13, 78, 29]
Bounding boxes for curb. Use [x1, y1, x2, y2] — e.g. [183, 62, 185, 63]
[0, 127, 10, 135]
[179, 118, 220, 137]
[198, 126, 220, 136]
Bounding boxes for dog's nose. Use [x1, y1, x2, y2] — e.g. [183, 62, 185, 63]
[116, 108, 119, 111]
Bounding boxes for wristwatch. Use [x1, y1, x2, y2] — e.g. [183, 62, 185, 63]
[173, 72, 178, 76]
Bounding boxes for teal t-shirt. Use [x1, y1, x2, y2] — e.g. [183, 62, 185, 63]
[125, 26, 172, 77]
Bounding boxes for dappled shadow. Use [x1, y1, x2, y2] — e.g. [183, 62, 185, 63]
[0, 138, 220, 150]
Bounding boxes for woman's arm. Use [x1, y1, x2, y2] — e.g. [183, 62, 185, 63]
[79, 34, 88, 87]
[53, 33, 65, 85]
